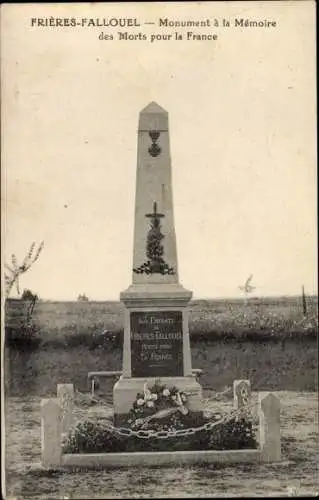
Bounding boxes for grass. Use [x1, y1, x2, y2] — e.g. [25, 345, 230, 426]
[5, 338, 317, 398]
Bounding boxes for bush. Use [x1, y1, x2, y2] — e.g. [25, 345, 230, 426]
[63, 420, 124, 453]
[207, 417, 257, 450]
[62, 411, 258, 454]
[63, 329, 123, 349]
[5, 324, 41, 350]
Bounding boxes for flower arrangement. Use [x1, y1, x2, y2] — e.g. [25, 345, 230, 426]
[127, 382, 189, 429]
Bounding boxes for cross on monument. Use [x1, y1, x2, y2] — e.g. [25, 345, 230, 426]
[145, 201, 164, 219]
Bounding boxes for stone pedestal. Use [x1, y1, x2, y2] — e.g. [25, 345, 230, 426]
[114, 377, 202, 425]
[113, 103, 203, 423]
[114, 284, 203, 420]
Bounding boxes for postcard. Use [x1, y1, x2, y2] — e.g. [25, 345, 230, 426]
[1, 2, 317, 498]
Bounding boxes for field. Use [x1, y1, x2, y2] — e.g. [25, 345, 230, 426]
[4, 296, 319, 498]
[5, 296, 318, 396]
[19, 295, 318, 344]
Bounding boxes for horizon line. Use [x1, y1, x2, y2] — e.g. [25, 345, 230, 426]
[14, 293, 318, 303]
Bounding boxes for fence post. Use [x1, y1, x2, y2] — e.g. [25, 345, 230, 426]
[57, 383, 74, 435]
[41, 398, 62, 467]
[233, 379, 251, 409]
[302, 285, 307, 317]
[259, 392, 281, 462]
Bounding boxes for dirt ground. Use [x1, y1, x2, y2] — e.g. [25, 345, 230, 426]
[4, 391, 318, 499]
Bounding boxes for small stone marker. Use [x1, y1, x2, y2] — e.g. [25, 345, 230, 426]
[259, 392, 281, 462]
[41, 398, 61, 467]
[233, 379, 251, 409]
[113, 103, 202, 422]
[57, 383, 74, 434]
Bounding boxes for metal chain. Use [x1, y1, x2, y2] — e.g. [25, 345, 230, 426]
[74, 390, 113, 408]
[72, 388, 254, 440]
[203, 384, 252, 405]
[99, 401, 255, 440]
[59, 394, 69, 418]
[241, 386, 249, 406]
[202, 386, 232, 403]
[75, 387, 234, 407]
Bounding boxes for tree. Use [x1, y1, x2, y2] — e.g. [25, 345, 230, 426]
[5, 242, 43, 348]
[21, 289, 38, 301]
[77, 293, 89, 302]
[238, 274, 256, 305]
[4, 241, 44, 298]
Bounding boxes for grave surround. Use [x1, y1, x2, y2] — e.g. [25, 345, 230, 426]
[41, 384, 282, 467]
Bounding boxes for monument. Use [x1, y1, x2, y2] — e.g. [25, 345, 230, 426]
[113, 102, 203, 423]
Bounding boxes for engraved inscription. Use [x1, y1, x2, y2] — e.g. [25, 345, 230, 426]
[130, 311, 183, 377]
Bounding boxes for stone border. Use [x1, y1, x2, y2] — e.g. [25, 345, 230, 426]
[61, 449, 263, 468]
[40, 381, 281, 468]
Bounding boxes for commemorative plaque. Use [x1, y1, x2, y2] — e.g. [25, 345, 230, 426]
[130, 310, 183, 377]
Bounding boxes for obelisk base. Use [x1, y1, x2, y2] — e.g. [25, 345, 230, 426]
[113, 376, 203, 426]
[113, 282, 203, 425]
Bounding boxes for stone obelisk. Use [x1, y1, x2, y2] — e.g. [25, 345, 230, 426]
[113, 102, 202, 423]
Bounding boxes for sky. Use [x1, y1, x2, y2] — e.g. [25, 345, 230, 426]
[2, 2, 317, 301]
